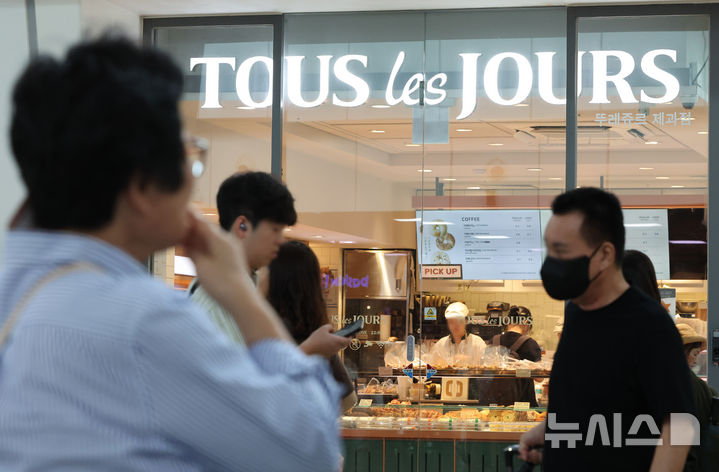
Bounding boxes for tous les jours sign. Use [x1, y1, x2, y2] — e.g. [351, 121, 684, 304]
[191, 49, 682, 119]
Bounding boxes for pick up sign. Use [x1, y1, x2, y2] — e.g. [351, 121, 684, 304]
[422, 264, 463, 279]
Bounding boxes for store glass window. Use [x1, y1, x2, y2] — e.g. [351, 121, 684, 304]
[576, 15, 710, 372]
[150, 23, 276, 288]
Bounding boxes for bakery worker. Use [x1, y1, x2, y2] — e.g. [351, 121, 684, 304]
[480, 306, 542, 407]
[431, 302, 486, 365]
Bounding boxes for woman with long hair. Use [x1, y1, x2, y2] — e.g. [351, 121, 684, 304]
[622, 249, 662, 303]
[267, 241, 356, 412]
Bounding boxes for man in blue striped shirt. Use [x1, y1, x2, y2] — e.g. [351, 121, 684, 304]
[0, 37, 342, 471]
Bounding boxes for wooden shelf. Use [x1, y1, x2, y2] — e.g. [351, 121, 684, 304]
[341, 428, 523, 441]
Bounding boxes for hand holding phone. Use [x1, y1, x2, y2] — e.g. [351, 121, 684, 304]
[334, 318, 364, 338]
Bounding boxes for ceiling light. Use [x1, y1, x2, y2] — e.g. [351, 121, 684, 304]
[488, 143, 504, 147]
[527, 168, 543, 172]
[443, 178, 457, 181]
[669, 240, 706, 245]
[405, 143, 421, 147]
[418, 169, 432, 173]
[312, 235, 324, 238]
[372, 104, 390, 109]
[698, 131, 708, 135]
[236, 106, 256, 110]
[340, 240, 355, 244]
[371, 129, 385, 134]
[548, 177, 563, 181]
[467, 186, 481, 190]
[456, 128, 472, 132]
[394, 218, 420, 222]
[656, 176, 670, 180]
[639, 167, 654, 170]
[515, 103, 529, 107]
[671, 185, 685, 188]
[645, 141, 659, 145]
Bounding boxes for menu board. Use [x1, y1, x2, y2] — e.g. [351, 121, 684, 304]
[417, 210, 543, 280]
[623, 209, 670, 280]
[420, 208, 670, 281]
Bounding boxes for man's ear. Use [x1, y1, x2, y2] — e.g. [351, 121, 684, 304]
[231, 215, 252, 239]
[125, 175, 155, 217]
[600, 241, 617, 269]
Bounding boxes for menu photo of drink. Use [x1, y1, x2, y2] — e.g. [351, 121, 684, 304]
[417, 210, 543, 280]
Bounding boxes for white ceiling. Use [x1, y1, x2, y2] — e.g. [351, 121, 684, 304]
[110, 0, 712, 16]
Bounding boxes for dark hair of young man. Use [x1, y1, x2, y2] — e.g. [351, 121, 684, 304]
[551, 187, 625, 265]
[216, 172, 297, 231]
[10, 36, 185, 230]
[622, 249, 662, 302]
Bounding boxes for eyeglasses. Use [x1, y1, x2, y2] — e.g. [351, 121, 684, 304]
[184, 135, 209, 178]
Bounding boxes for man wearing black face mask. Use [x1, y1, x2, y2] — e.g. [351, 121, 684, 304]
[519, 188, 696, 472]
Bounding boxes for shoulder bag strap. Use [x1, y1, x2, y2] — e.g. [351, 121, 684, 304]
[509, 334, 530, 354]
[0, 262, 101, 349]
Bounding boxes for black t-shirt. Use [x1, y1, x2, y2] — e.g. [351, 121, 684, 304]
[544, 287, 696, 472]
[475, 332, 542, 406]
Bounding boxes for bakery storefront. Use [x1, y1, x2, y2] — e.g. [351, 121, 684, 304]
[145, 5, 718, 470]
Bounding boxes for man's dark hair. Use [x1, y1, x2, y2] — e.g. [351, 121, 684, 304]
[551, 187, 625, 265]
[216, 172, 297, 231]
[10, 36, 185, 230]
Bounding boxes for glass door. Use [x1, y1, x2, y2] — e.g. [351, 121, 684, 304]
[146, 17, 281, 288]
[572, 10, 713, 388]
[416, 8, 568, 469]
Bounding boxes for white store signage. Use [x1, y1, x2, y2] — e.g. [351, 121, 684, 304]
[191, 48, 681, 119]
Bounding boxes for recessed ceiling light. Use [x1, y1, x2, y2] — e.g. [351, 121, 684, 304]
[405, 143, 421, 147]
[371, 104, 390, 109]
[548, 177, 563, 181]
[488, 143, 504, 146]
[312, 235, 324, 238]
[639, 167, 654, 170]
[527, 168, 543, 172]
[645, 141, 659, 145]
[371, 130, 385, 134]
[418, 169, 432, 173]
[340, 240, 355, 244]
[656, 176, 670, 180]
[698, 131, 708, 135]
[443, 178, 457, 181]
[671, 185, 685, 188]
[456, 128, 472, 132]
[467, 186, 481, 190]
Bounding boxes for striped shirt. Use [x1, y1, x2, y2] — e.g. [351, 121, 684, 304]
[0, 230, 341, 471]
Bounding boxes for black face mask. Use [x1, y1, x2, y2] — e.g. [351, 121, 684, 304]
[540, 245, 602, 300]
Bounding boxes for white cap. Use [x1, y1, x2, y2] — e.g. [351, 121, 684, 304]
[444, 302, 469, 320]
